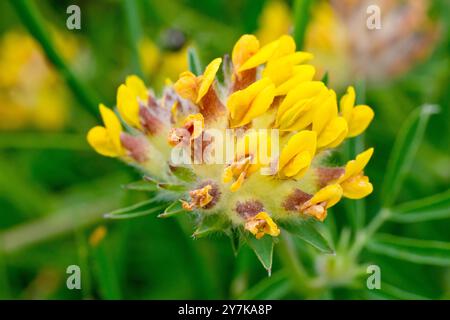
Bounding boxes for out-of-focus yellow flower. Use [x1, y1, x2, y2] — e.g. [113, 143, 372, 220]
[278, 130, 316, 179]
[257, 1, 292, 45]
[227, 78, 275, 127]
[245, 211, 281, 239]
[301, 184, 343, 221]
[340, 86, 374, 137]
[0, 31, 80, 130]
[89, 226, 108, 247]
[117, 75, 148, 129]
[337, 148, 374, 199]
[139, 37, 189, 86]
[87, 104, 124, 157]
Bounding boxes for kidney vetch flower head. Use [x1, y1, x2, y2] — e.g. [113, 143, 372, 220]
[87, 34, 375, 272]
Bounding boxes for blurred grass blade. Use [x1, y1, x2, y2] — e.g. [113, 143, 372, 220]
[381, 104, 440, 207]
[278, 217, 334, 254]
[123, 0, 143, 76]
[188, 46, 202, 76]
[9, 0, 100, 118]
[367, 282, 430, 300]
[238, 270, 291, 300]
[344, 79, 367, 230]
[293, 0, 313, 50]
[389, 189, 450, 223]
[367, 234, 450, 266]
[92, 243, 122, 299]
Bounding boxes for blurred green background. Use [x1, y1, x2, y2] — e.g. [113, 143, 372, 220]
[0, 0, 448, 299]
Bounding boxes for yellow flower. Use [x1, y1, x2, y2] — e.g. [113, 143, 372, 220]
[227, 77, 275, 127]
[238, 35, 313, 96]
[87, 104, 124, 157]
[245, 211, 281, 239]
[275, 81, 328, 131]
[340, 86, 374, 137]
[278, 130, 316, 179]
[301, 184, 343, 221]
[312, 89, 348, 149]
[117, 75, 148, 129]
[223, 131, 272, 192]
[174, 58, 222, 104]
[337, 148, 374, 199]
[257, 1, 292, 45]
[232, 34, 260, 75]
[239, 35, 299, 72]
[182, 185, 213, 211]
[262, 52, 314, 95]
[183, 113, 204, 140]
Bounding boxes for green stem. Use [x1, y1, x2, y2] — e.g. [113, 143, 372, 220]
[349, 208, 391, 258]
[9, 0, 100, 118]
[277, 233, 312, 297]
[293, 0, 313, 50]
[123, 0, 144, 77]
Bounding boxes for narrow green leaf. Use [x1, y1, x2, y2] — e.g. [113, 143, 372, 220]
[123, 0, 143, 76]
[277, 217, 334, 254]
[169, 165, 197, 183]
[104, 199, 165, 219]
[157, 200, 186, 218]
[367, 234, 450, 266]
[293, 0, 313, 50]
[122, 180, 157, 192]
[243, 232, 274, 274]
[381, 104, 440, 207]
[389, 189, 450, 223]
[378, 282, 430, 300]
[188, 46, 202, 76]
[92, 244, 122, 299]
[144, 176, 186, 191]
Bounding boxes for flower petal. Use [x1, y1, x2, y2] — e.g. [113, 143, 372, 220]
[309, 184, 343, 208]
[125, 75, 147, 101]
[339, 86, 355, 122]
[173, 71, 199, 102]
[337, 148, 374, 183]
[347, 104, 374, 137]
[317, 116, 348, 149]
[117, 85, 141, 129]
[99, 104, 123, 152]
[274, 65, 315, 96]
[87, 126, 121, 157]
[341, 175, 373, 199]
[197, 57, 221, 103]
[232, 34, 260, 71]
[278, 130, 316, 177]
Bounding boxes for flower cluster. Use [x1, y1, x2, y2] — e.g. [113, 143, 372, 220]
[87, 34, 374, 243]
